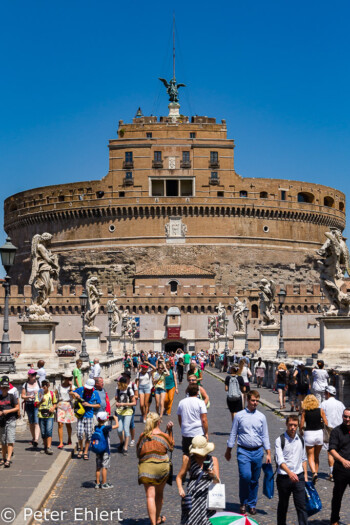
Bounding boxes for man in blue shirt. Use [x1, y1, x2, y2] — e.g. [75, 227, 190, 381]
[225, 389, 271, 515]
[72, 378, 101, 460]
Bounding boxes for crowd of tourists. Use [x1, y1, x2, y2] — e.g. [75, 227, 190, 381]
[0, 351, 349, 525]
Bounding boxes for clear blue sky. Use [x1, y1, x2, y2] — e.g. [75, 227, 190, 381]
[1, 1, 350, 277]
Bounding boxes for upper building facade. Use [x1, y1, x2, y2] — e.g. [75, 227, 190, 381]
[4, 110, 346, 291]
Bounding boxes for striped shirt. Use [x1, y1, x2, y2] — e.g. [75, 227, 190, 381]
[137, 431, 174, 463]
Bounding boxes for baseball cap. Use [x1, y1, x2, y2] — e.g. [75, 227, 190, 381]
[28, 369, 37, 375]
[325, 385, 336, 396]
[0, 377, 10, 388]
[84, 378, 95, 390]
[96, 411, 108, 421]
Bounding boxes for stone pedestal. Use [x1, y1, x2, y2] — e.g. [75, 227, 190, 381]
[233, 332, 246, 352]
[168, 102, 180, 122]
[318, 316, 350, 367]
[109, 335, 123, 357]
[82, 330, 102, 356]
[258, 325, 279, 359]
[18, 321, 59, 361]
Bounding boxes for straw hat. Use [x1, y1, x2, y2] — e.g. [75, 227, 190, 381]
[189, 435, 215, 456]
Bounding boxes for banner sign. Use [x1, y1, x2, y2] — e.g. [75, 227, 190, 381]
[167, 327, 181, 339]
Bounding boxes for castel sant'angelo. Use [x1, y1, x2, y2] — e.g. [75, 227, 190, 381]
[2, 77, 347, 354]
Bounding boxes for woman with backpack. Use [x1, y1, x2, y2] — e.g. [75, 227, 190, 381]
[21, 369, 41, 448]
[55, 372, 76, 448]
[274, 363, 289, 410]
[225, 365, 245, 421]
[294, 362, 310, 412]
[115, 376, 136, 456]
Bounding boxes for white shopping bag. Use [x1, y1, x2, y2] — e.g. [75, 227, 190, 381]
[207, 482, 226, 510]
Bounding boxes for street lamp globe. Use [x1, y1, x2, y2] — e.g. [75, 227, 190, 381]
[79, 290, 88, 310]
[278, 289, 286, 306]
[243, 306, 249, 319]
[0, 237, 17, 274]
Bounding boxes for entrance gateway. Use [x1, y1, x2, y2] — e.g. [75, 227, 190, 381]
[164, 340, 185, 353]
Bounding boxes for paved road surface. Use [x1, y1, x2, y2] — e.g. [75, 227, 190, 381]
[38, 370, 350, 525]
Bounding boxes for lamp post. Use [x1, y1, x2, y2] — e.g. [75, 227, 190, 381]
[277, 289, 287, 359]
[224, 317, 229, 357]
[106, 304, 114, 358]
[0, 237, 17, 373]
[243, 306, 250, 355]
[79, 290, 89, 362]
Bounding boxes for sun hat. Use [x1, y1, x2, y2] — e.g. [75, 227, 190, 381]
[61, 372, 73, 379]
[189, 435, 215, 456]
[28, 369, 37, 375]
[84, 378, 95, 389]
[96, 411, 108, 421]
[325, 385, 336, 396]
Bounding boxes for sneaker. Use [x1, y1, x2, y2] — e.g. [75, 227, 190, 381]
[129, 440, 135, 447]
[101, 483, 113, 490]
[326, 474, 334, 482]
[46, 448, 54, 455]
[33, 441, 38, 448]
[94, 482, 101, 489]
[122, 449, 128, 456]
[40, 449, 47, 454]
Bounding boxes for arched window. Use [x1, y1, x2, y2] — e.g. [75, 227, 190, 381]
[324, 196, 334, 208]
[297, 192, 314, 204]
[260, 191, 268, 199]
[339, 202, 345, 211]
[251, 304, 259, 318]
[240, 190, 248, 198]
[168, 280, 179, 293]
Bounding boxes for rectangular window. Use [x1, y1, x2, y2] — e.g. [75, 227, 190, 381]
[166, 179, 179, 197]
[240, 190, 248, 197]
[182, 151, 190, 162]
[210, 151, 218, 163]
[281, 190, 286, 200]
[146, 132, 152, 138]
[125, 172, 133, 180]
[119, 191, 125, 197]
[211, 172, 218, 180]
[180, 180, 193, 196]
[151, 180, 164, 197]
[190, 132, 196, 139]
[125, 152, 133, 162]
[154, 151, 162, 162]
[217, 191, 224, 197]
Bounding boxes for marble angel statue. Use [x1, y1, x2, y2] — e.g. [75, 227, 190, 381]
[231, 297, 247, 332]
[259, 278, 277, 326]
[106, 296, 120, 335]
[85, 277, 103, 331]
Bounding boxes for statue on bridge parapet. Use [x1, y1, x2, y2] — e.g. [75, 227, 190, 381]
[85, 277, 103, 331]
[230, 297, 247, 333]
[106, 296, 120, 335]
[28, 233, 60, 321]
[259, 278, 277, 326]
[215, 302, 227, 335]
[317, 227, 350, 316]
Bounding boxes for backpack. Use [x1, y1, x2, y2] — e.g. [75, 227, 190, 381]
[90, 426, 108, 454]
[298, 370, 309, 389]
[227, 376, 241, 401]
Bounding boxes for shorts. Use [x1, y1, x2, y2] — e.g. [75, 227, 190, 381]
[155, 388, 166, 395]
[39, 417, 54, 439]
[77, 417, 94, 441]
[0, 419, 16, 444]
[130, 408, 135, 430]
[277, 384, 286, 390]
[304, 429, 323, 447]
[182, 435, 201, 456]
[138, 385, 151, 395]
[227, 397, 243, 413]
[96, 452, 111, 470]
[25, 403, 39, 424]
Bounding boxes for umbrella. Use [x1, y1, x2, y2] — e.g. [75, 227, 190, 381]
[210, 511, 259, 525]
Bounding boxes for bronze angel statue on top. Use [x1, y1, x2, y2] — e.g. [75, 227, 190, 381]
[159, 77, 186, 103]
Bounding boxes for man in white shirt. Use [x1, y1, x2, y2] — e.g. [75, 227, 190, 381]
[177, 383, 208, 456]
[321, 385, 345, 481]
[275, 415, 308, 525]
[89, 358, 102, 379]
